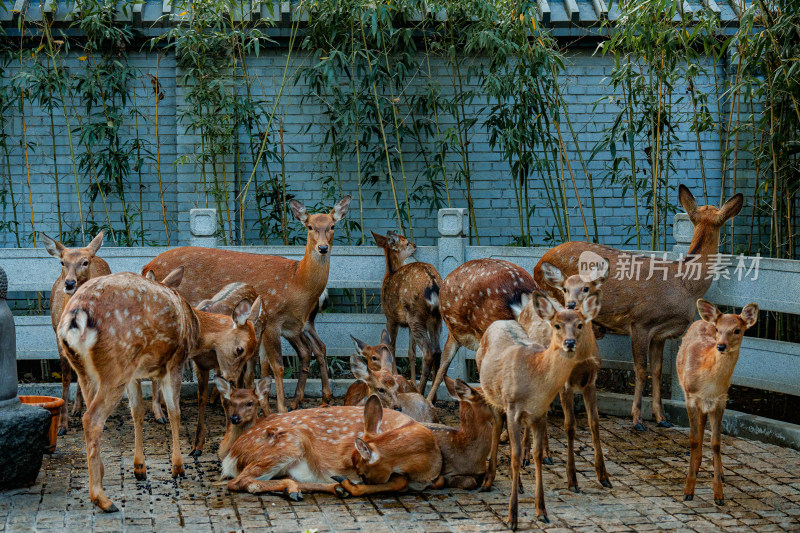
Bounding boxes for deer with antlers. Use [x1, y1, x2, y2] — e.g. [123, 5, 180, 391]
[372, 230, 443, 392]
[426, 258, 537, 402]
[477, 291, 600, 528]
[678, 299, 758, 506]
[41, 231, 111, 436]
[142, 195, 351, 413]
[345, 330, 417, 406]
[536, 185, 744, 430]
[56, 270, 259, 512]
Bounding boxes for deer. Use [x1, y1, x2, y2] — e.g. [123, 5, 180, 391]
[221, 395, 443, 500]
[512, 261, 612, 491]
[344, 330, 417, 406]
[214, 375, 272, 461]
[423, 376, 493, 489]
[536, 184, 744, 430]
[41, 231, 111, 436]
[677, 299, 758, 506]
[56, 270, 259, 513]
[372, 230, 443, 393]
[426, 258, 537, 403]
[476, 291, 600, 528]
[141, 195, 351, 414]
[348, 352, 439, 423]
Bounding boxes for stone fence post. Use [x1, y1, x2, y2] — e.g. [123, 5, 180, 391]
[437, 208, 468, 381]
[190, 208, 218, 248]
[669, 212, 694, 401]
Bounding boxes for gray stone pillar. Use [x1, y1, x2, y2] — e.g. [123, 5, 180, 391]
[0, 267, 18, 408]
[437, 208, 468, 381]
[672, 213, 693, 256]
[669, 212, 694, 402]
[190, 208, 218, 248]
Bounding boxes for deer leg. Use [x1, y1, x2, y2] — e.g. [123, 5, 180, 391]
[506, 412, 524, 530]
[126, 380, 147, 481]
[410, 320, 434, 396]
[428, 314, 442, 388]
[191, 365, 210, 458]
[522, 425, 531, 467]
[683, 403, 702, 501]
[261, 330, 284, 414]
[480, 407, 505, 492]
[288, 334, 312, 411]
[407, 340, 418, 391]
[305, 323, 332, 406]
[151, 380, 167, 424]
[630, 328, 651, 431]
[532, 417, 548, 524]
[82, 379, 126, 513]
[73, 381, 85, 417]
[695, 410, 707, 475]
[583, 380, 611, 488]
[160, 366, 185, 478]
[386, 319, 399, 375]
[649, 337, 671, 427]
[335, 474, 410, 497]
[561, 389, 579, 492]
[542, 407, 553, 466]
[710, 405, 725, 505]
[58, 352, 72, 436]
[426, 333, 459, 403]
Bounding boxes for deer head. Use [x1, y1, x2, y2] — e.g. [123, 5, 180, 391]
[351, 330, 394, 372]
[540, 260, 607, 310]
[696, 299, 758, 354]
[532, 291, 600, 355]
[353, 395, 395, 483]
[350, 353, 400, 409]
[679, 185, 743, 230]
[215, 376, 272, 426]
[212, 297, 263, 382]
[372, 230, 416, 269]
[289, 196, 351, 257]
[42, 231, 105, 295]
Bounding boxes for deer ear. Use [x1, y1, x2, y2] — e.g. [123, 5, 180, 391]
[740, 302, 759, 329]
[255, 377, 272, 402]
[232, 299, 252, 327]
[540, 262, 565, 289]
[454, 379, 477, 402]
[214, 376, 233, 400]
[354, 437, 374, 461]
[364, 394, 383, 434]
[249, 296, 262, 322]
[161, 266, 184, 288]
[144, 270, 156, 282]
[696, 299, 721, 323]
[371, 231, 387, 248]
[289, 199, 308, 224]
[380, 329, 392, 346]
[331, 195, 351, 222]
[351, 335, 368, 355]
[444, 376, 457, 397]
[580, 294, 600, 322]
[350, 354, 370, 381]
[87, 230, 105, 255]
[592, 259, 610, 286]
[718, 193, 744, 223]
[678, 185, 698, 217]
[533, 292, 558, 322]
[41, 233, 65, 258]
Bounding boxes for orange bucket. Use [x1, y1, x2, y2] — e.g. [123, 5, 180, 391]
[19, 396, 65, 453]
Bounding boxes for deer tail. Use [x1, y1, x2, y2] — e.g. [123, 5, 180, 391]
[58, 307, 98, 356]
[424, 280, 440, 311]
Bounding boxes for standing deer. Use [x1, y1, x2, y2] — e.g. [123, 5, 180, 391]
[41, 231, 110, 436]
[477, 291, 600, 528]
[56, 271, 259, 512]
[427, 258, 537, 402]
[142, 195, 351, 413]
[514, 261, 612, 491]
[536, 185, 744, 430]
[221, 395, 442, 499]
[214, 375, 272, 460]
[344, 331, 417, 406]
[372, 230, 443, 392]
[677, 299, 758, 505]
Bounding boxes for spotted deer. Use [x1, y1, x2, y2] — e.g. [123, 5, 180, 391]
[677, 299, 758, 506]
[221, 395, 443, 500]
[41, 231, 111, 435]
[56, 271, 259, 512]
[427, 258, 537, 402]
[348, 352, 438, 423]
[476, 291, 600, 528]
[537, 185, 744, 430]
[344, 330, 417, 406]
[372, 230, 443, 393]
[142, 195, 351, 413]
[514, 261, 612, 491]
[214, 376, 272, 461]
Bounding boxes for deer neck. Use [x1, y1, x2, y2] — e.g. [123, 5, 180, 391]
[675, 221, 722, 295]
[294, 238, 331, 299]
[383, 251, 404, 277]
[194, 310, 230, 353]
[219, 418, 256, 460]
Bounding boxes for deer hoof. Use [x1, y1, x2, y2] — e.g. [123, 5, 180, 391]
[57, 427, 67, 437]
[633, 423, 646, 432]
[134, 471, 147, 481]
[105, 503, 119, 513]
[714, 499, 725, 506]
[331, 475, 347, 483]
[537, 513, 549, 524]
[286, 491, 302, 502]
[657, 420, 673, 428]
[543, 457, 554, 466]
[171, 465, 185, 478]
[684, 494, 693, 501]
[521, 458, 530, 468]
[507, 515, 518, 530]
[601, 479, 613, 489]
[478, 483, 493, 493]
[189, 449, 202, 458]
[334, 486, 350, 498]
[568, 485, 580, 494]
[156, 417, 168, 425]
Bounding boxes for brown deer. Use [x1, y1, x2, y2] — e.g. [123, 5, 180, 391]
[423, 376, 493, 489]
[677, 299, 758, 506]
[221, 395, 443, 500]
[514, 261, 612, 491]
[348, 352, 439, 423]
[372, 230, 443, 392]
[344, 330, 417, 406]
[56, 271, 259, 512]
[536, 185, 744, 430]
[427, 258, 537, 402]
[477, 291, 600, 528]
[214, 375, 272, 460]
[41, 231, 110, 436]
[142, 195, 351, 414]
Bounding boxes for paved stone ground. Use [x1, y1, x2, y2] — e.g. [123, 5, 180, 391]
[1, 398, 799, 532]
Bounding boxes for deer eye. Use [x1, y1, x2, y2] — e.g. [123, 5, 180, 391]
[331, 224, 335, 230]
[562, 288, 567, 293]
[236, 347, 244, 355]
[377, 388, 386, 393]
[307, 225, 312, 231]
[583, 287, 589, 292]
[60, 261, 64, 266]
[554, 325, 561, 330]
[247, 402, 253, 407]
[577, 323, 583, 329]
[734, 329, 741, 334]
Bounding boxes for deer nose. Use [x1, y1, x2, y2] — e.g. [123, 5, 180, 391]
[717, 344, 727, 352]
[566, 301, 576, 310]
[317, 245, 329, 254]
[230, 415, 241, 425]
[564, 339, 576, 350]
[64, 280, 76, 291]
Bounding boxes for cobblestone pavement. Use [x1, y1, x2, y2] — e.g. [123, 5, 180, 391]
[1, 397, 799, 532]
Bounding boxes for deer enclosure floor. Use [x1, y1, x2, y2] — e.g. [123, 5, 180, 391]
[1, 398, 799, 532]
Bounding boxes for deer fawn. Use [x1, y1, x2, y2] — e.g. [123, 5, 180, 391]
[214, 376, 272, 460]
[477, 291, 600, 528]
[515, 261, 612, 491]
[348, 351, 438, 423]
[427, 258, 537, 402]
[423, 376, 493, 489]
[677, 299, 758, 505]
[372, 230, 443, 393]
[56, 271, 259, 512]
[537, 185, 744, 430]
[345, 330, 417, 406]
[221, 395, 442, 499]
[41, 231, 110, 436]
[142, 195, 351, 413]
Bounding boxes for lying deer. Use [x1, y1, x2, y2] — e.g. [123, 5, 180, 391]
[142, 195, 351, 413]
[677, 299, 758, 506]
[56, 270, 259, 512]
[41, 231, 110, 435]
[372, 230, 443, 392]
[214, 376, 272, 460]
[536, 185, 743, 430]
[513, 261, 612, 491]
[477, 291, 600, 528]
[221, 395, 442, 500]
[349, 352, 438, 423]
[427, 258, 537, 402]
[344, 330, 417, 406]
